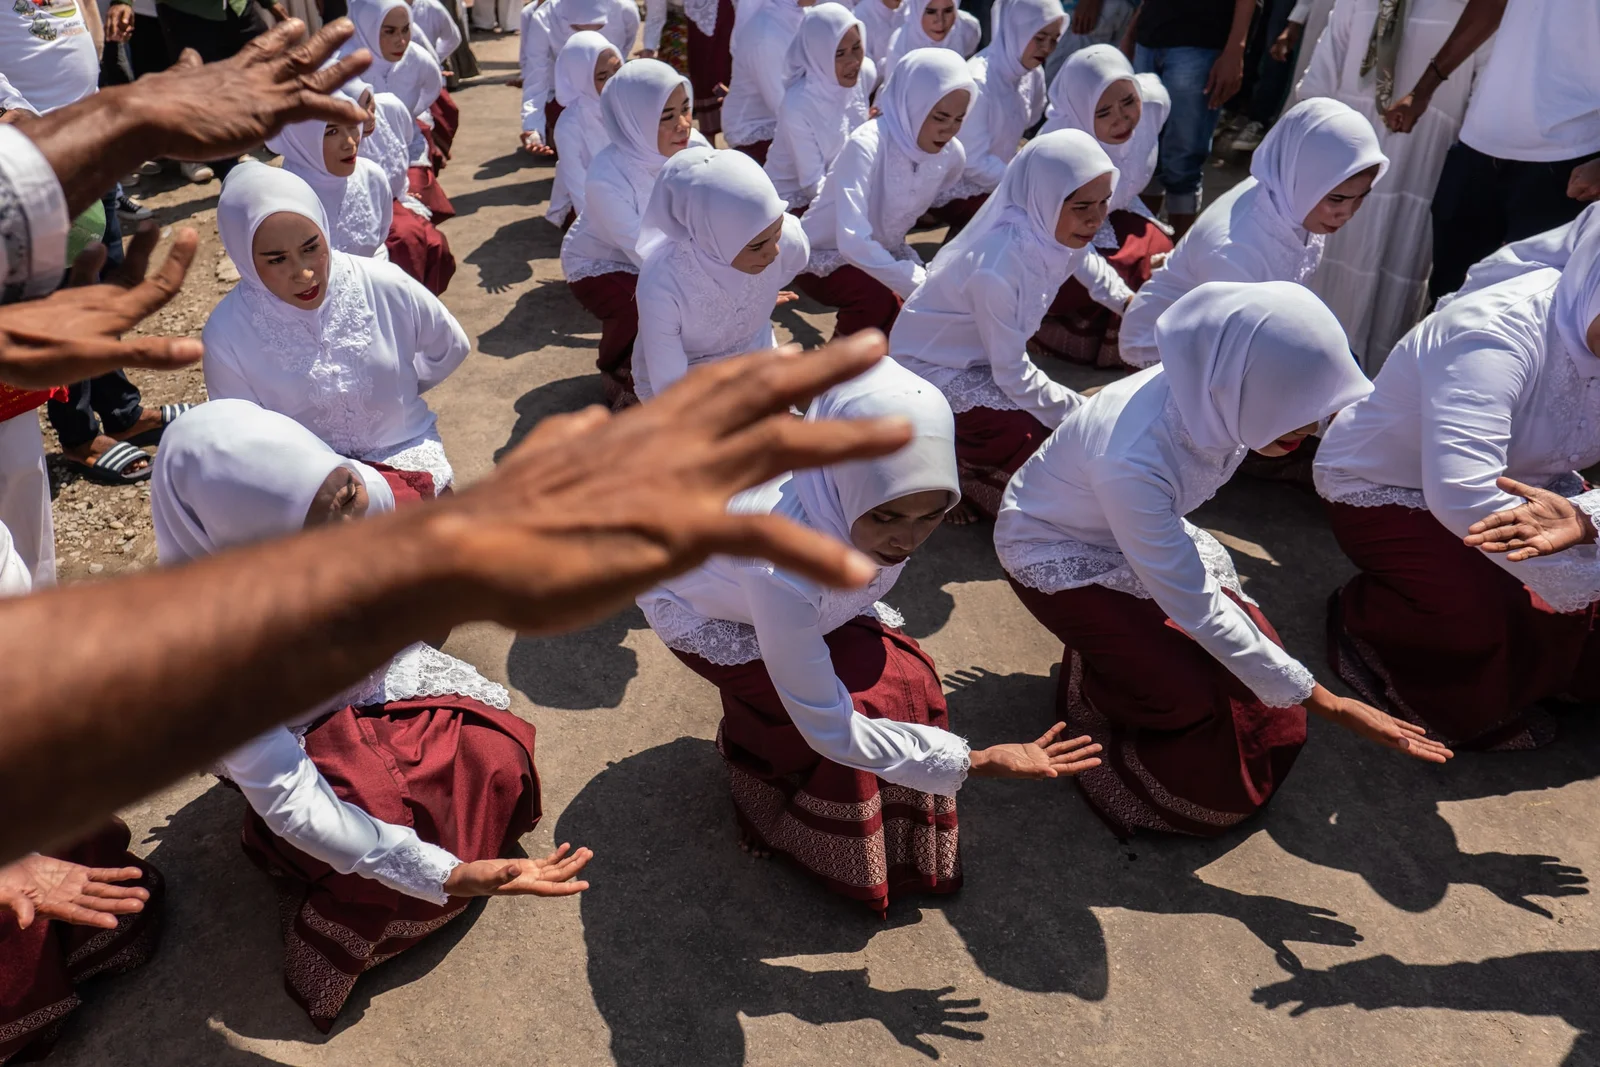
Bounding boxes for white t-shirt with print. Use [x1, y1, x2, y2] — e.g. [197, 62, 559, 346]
[0, 0, 100, 114]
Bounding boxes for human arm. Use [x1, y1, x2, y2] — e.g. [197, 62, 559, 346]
[584, 167, 649, 266]
[1069, 0, 1100, 35]
[633, 275, 692, 398]
[832, 135, 926, 297]
[0, 334, 911, 861]
[954, 88, 1008, 191]
[17, 18, 369, 221]
[105, 0, 134, 43]
[1464, 476, 1600, 561]
[1204, 0, 1253, 109]
[642, 0, 666, 52]
[1383, 0, 1504, 133]
[554, 125, 589, 216]
[425, 0, 463, 58]
[751, 32, 791, 116]
[519, 8, 554, 138]
[1071, 250, 1135, 314]
[81, 0, 105, 52]
[0, 854, 147, 930]
[403, 271, 471, 390]
[787, 113, 832, 204]
[969, 267, 1080, 427]
[200, 317, 268, 406]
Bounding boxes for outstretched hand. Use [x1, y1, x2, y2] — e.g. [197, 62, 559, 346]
[443, 843, 594, 898]
[0, 854, 148, 930]
[437, 333, 912, 636]
[967, 722, 1103, 780]
[1464, 476, 1595, 561]
[1306, 685, 1453, 764]
[0, 225, 202, 389]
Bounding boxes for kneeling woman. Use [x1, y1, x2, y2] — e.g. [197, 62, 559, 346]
[350, 77, 458, 295]
[638, 359, 1100, 913]
[268, 113, 394, 262]
[995, 282, 1451, 837]
[890, 129, 1126, 520]
[151, 400, 591, 1032]
[1032, 44, 1173, 368]
[205, 164, 470, 496]
[633, 147, 808, 401]
[560, 58, 709, 408]
[795, 47, 975, 340]
[1118, 97, 1388, 369]
[1314, 230, 1600, 751]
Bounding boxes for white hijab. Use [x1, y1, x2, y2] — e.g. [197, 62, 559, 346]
[152, 399, 395, 565]
[1251, 97, 1389, 230]
[929, 127, 1115, 288]
[347, 0, 444, 118]
[795, 357, 961, 545]
[1553, 225, 1600, 363]
[1042, 44, 1166, 212]
[639, 146, 789, 284]
[878, 44, 974, 158]
[781, 3, 863, 165]
[545, 0, 614, 60]
[267, 116, 389, 258]
[886, 4, 973, 74]
[1156, 280, 1373, 454]
[977, 0, 1062, 87]
[857, 0, 906, 68]
[555, 30, 619, 111]
[600, 58, 693, 178]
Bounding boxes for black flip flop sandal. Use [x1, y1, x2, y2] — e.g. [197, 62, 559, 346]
[124, 403, 194, 447]
[66, 440, 152, 485]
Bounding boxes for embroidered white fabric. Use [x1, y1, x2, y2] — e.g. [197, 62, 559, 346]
[240, 256, 382, 456]
[667, 244, 772, 355]
[331, 643, 514, 712]
[727, 118, 779, 149]
[897, 359, 1020, 414]
[365, 425, 454, 493]
[368, 840, 461, 905]
[920, 741, 971, 796]
[564, 256, 640, 285]
[880, 143, 949, 250]
[805, 240, 918, 281]
[335, 176, 384, 257]
[683, 0, 718, 34]
[1003, 520, 1253, 602]
[932, 171, 995, 207]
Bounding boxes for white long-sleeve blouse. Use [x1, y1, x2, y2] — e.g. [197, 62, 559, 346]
[519, 0, 640, 136]
[559, 130, 714, 281]
[1314, 270, 1600, 614]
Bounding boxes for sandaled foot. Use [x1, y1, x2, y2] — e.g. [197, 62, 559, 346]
[945, 499, 982, 526]
[63, 435, 151, 485]
[737, 831, 772, 859]
[114, 403, 193, 448]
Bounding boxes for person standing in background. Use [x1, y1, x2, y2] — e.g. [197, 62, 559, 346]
[1383, 0, 1600, 302]
[1121, 0, 1253, 236]
[1226, 0, 1298, 151]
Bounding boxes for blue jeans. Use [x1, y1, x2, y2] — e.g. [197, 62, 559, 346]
[1134, 44, 1222, 215]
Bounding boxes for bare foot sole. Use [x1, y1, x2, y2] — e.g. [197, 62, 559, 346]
[738, 831, 772, 859]
[945, 499, 982, 526]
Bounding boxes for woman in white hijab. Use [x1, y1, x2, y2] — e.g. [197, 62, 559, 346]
[889, 129, 1122, 520]
[795, 46, 974, 340]
[518, 0, 639, 156]
[1437, 203, 1600, 310]
[546, 31, 623, 229]
[634, 147, 810, 400]
[764, 2, 876, 213]
[152, 399, 588, 1033]
[561, 59, 710, 408]
[1314, 227, 1600, 751]
[1294, 0, 1487, 374]
[856, 0, 907, 73]
[267, 114, 395, 262]
[995, 281, 1451, 838]
[719, 0, 814, 161]
[204, 164, 470, 496]
[931, 0, 1065, 233]
[1032, 44, 1173, 368]
[882, 0, 981, 80]
[1119, 97, 1389, 369]
[639, 357, 1101, 912]
[347, 0, 447, 168]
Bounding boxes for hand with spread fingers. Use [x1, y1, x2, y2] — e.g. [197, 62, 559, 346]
[0, 854, 149, 930]
[1305, 685, 1454, 764]
[0, 225, 202, 390]
[1464, 476, 1596, 562]
[442, 844, 594, 898]
[967, 722, 1104, 780]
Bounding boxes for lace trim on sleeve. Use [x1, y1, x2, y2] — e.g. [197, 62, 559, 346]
[364, 425, 454, 493]
[368, 840, 461, 905]
[562, 256, 640, 284]
[895, 357, 1022, 415]
[1311, 463, 1429, 510]
[932, 172, 997, 208]
[1000, 522, 1255, 605]
[918, 737, 971, 798]
[334, 643, 513, 711]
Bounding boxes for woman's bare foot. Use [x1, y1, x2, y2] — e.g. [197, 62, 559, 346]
[737, 830, 772, 859]
[945, 498, 982, 526]
[63, 434, 150, 476]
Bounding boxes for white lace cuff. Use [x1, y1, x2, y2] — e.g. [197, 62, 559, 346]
[1572, 488, 1600, 535]
[368, 839, 462, 905]
[1248, 657, 1317, 709]
[909, 735, 971, 798]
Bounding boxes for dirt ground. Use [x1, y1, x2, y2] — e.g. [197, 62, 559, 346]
[45, 34, 1600, 1067]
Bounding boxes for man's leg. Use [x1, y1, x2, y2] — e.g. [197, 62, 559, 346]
[1428, 141, 1507, 302]
[1152, 45, 1224, 236]
[1503, 153, 1598, 245]
[87, 372, 145, 439]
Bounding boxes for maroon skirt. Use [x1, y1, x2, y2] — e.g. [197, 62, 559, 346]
[1032, 210, 1174, 367]
[386, 200, 457, 296]
[674, 617, 961, 914]
[1326, 499, 1600, 750]
[406, 166, 456, 222]
[792, 265, 902, 340]
[928, 193, 988, 238]
[0, 819, 164, 1062]
[240, 696, 541, 1032]
[732, 140, 772, 166]
[567, 271, 640, 407]
[686, 0, 734, 139]
[952, 406, 1051, 519]
[429, 89, 460, 158]
[1010, 580, 1307, 837]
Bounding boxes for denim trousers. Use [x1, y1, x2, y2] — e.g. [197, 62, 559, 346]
[1133, 44, 1222, 215]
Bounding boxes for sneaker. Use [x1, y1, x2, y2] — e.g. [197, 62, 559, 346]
[1230, 120, 1267, 153]
[119, 171, 140, 188]
[180, 161, 215, 184]
[137, 160, 163, 177]
[116, 193, 152, 227]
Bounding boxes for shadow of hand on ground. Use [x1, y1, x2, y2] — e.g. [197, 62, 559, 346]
[493, 374, 604, 461]
[465, 213, 563, 294]
[557, 737, 989, 1066]
[1252, 951, 1600, 1066]
[507, 608, 645, 710]
[472, 148, 550, 183]
[478, 283, 598, 359]
[441, 175, 553, 219]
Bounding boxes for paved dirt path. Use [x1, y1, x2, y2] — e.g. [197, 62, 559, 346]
[51, 34, 1600, 1067]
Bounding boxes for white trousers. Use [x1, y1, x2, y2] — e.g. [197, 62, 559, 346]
[469, 0, 518, 32]
[0, 414, 54, 586]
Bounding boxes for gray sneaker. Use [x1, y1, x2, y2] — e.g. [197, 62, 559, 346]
[1229, 120, 1267, 152]
[116, 193, 152, 226]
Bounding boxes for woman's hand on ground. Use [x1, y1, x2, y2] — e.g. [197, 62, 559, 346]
[1305, 685, 1453, 763]
[775, 290, 798, 307]
[443, 844, 594, 897]
[1464, 476, 1595, 561]
[0, 854, 148, 930]
[967, 723, 1102, 779]
[520, 131, 554, 156]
